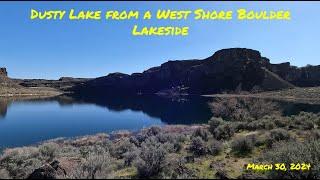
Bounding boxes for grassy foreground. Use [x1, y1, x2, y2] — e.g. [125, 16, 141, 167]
[0, 97, 320, 179]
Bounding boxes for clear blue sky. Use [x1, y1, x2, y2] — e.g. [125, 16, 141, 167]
[0, 2, 319, 79]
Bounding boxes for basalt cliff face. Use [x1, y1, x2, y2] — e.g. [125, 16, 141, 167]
[0, 68, 7, 77]
[268, 63, 320, 87]
[0, 68, 9, 83]
[0, 68, 20, 87]
[72, 48, 320, 95]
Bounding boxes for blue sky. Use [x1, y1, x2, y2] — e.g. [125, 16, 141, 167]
[0, 1, 319, 79]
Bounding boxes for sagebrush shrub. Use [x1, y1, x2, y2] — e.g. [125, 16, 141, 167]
[189, 137, 207, 156]
[266, 128, 291, 148]
[208, 117, 225, 134]
[123, 149, 140, 167]
[111, 139, 136, 159]
[136, 137, 168, 178]
[0, 147, 42, 179]
[262, 140, 320, 179]
[192, 128, 211, 142]
[207, 139, 223, 156]
[209, 98, 279, 121]
[39, 142, 59, 161]
[231, 136, 254, 156]
[213, 123, 235, 140]
[71, 152, 114, 179]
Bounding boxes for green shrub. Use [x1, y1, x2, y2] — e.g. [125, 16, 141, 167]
[213, 123, 235, 140]
[289, 112, 320, 130]
[39, 142, 59, 161]
[246, 118, 276, 131]
[208, 117, 225, 134]
[272, 116, 288, 128]
[188, 136, 222, 157]
[131, 126, 163, 147]
[209, 98, 279, 121]
[156, 133, 185, 153]
[136, 137, 168, 178]
[309, 130, 320, 140]
[71, 152, 114, 179]
[230, 121, 247, 132]
[270, 128, 290, 140]
[110, 139, 136, 159]
[266, 128, 291, 148]
[0, 147, 42, 179]
[209, 98, 249, 121]
[262, 140, 320, 179]
[207, 139, 223, 156]
[144, 126, 162, 137]
[192, 128, 212, 141]
[231, 136, 254, 156]
[159, 154, 196, 179]
[123, 149, 140, 167]
[189, 137, 207, 156]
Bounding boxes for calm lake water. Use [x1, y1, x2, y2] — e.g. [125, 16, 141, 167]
[0, 94, 319, 148]
[0, 95, 212, 148]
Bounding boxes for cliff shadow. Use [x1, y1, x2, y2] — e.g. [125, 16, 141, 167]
[55, 94, 213, 125]
[0, 99, 9, 118]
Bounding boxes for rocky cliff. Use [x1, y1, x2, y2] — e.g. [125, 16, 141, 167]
[72, 48, 307, 95]
[0, 68, 7, 77]
[0, 67, 18, 87]
[269, 63, 320, 87]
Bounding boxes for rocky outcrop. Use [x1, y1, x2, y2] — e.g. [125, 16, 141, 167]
[13, 77, 91, 90]
[0, 68, 7, 77]
[269, 63, 320, 87]
[0, 68, 8, 82]
[27, 160, 67, 179]
[0, 67, 20, 88]
[73, 48, 298, 95]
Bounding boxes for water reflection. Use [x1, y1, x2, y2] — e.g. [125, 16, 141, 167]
[0, 99, 9, 118]
[54, 94, 213, 125]
[1, 95, 320, 122]
[0, 94, 320, 148]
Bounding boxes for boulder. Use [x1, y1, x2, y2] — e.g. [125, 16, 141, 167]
[27, 160, 67, 179]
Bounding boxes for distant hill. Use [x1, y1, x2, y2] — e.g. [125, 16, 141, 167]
[72, 48, 320, 95]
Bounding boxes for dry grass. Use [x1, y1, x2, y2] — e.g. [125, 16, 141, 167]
[204, 87, 320, 104]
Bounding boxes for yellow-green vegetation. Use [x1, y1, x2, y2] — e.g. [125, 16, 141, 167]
[0, 98, 319, 179]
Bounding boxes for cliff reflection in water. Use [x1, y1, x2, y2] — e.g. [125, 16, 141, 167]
[1, 95, 320, 123]
[0, 99, 8, 118]
[55, 94, 213, 125]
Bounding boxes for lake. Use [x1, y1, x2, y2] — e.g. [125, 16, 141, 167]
[0, 94, 319, 148]
[0, 95, 212, 148]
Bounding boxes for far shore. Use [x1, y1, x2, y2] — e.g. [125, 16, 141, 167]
[0, 87, 63, 98]
[1, 86, 320, 105]
[203, 87, 320, 104]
